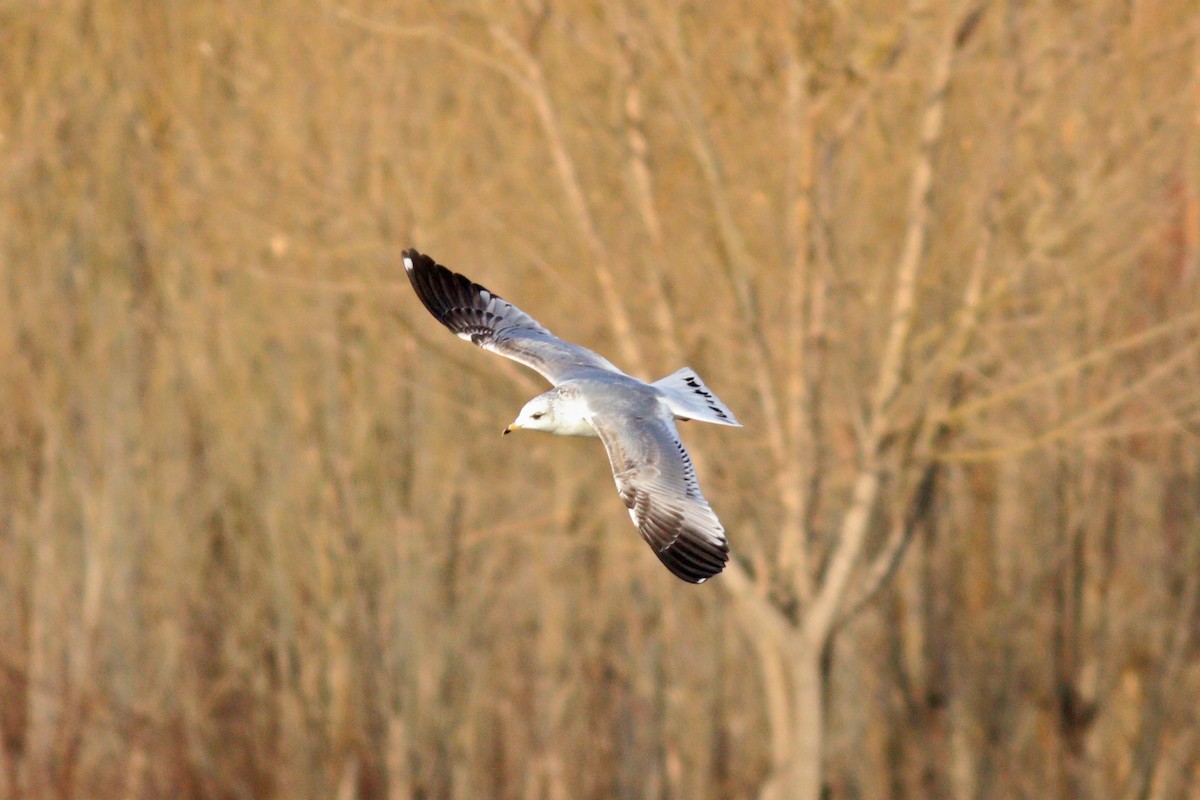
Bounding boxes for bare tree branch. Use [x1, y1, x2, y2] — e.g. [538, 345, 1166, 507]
[930, 304, 1200, 437]
[805, 3, 968, 647]
[321, 2, 526, 85]
[489, 23, 649, 377]
[652, 10, 791, 463]
[613, 20, 684, 367]
[721, 562, 800, 657]
[778, 11, 819, 602]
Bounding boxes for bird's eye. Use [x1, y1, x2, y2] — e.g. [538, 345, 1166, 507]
[531, 412, 544, 420]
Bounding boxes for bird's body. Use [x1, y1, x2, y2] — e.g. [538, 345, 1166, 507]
[403, 249, 740, 583]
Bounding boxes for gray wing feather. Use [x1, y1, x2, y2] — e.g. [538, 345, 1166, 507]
[404, 249, 621, 385]
[591, 411, 729, 583]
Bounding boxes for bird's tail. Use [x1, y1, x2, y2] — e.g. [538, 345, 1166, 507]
[653, 368, 742, 427]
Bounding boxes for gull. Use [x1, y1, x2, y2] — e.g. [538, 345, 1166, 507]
[403, 249, 741, 583]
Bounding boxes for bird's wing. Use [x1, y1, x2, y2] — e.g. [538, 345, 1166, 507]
[404, 249, 622, 385]
[591, 410, 729, 583]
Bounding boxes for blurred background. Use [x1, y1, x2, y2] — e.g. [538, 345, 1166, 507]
[2, 1, 1199, 798]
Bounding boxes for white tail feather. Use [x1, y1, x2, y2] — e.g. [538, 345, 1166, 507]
[653, 368, 742, 427]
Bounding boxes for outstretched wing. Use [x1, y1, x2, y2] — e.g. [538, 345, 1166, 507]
[591, 411, 730, 583]
[404, 249, 622, 385]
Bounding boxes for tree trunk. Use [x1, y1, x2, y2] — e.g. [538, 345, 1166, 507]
[758, 644, 823, 800]
[789, 646, 824, 800]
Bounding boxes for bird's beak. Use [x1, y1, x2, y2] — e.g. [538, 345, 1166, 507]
[503, 423, 518, 436]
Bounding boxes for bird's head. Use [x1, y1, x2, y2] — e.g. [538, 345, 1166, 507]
[504, 393, 557, 435]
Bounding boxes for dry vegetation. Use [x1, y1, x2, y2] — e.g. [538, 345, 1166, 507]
[2, 1, 1200, 798]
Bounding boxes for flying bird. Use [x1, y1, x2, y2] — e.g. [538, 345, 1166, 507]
[403, 249, 741, 583]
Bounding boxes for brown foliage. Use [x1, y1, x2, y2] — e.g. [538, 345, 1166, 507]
[1, 1, 1199, 798]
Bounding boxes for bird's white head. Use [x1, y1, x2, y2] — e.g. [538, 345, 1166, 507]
[503, 389, 596, 437]
[504, 394, 557, 435]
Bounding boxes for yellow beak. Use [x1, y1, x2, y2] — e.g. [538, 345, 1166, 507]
[503, 423, 518, 436]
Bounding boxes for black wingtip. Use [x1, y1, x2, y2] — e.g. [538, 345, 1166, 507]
[402, 248, 428, 272]
[658, 534, 729, 584]
[402, 249, 484, 329]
